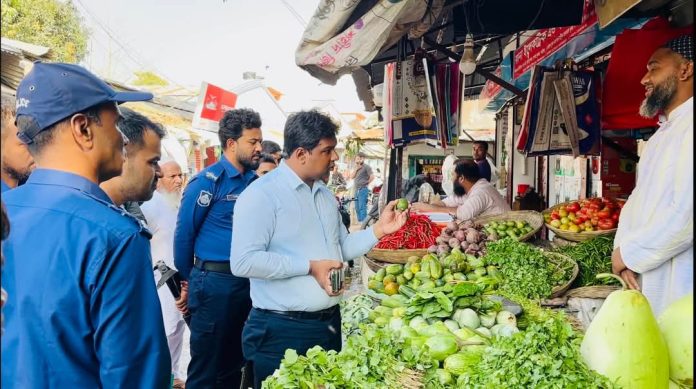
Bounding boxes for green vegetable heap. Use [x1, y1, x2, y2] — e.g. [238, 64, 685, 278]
[555, 236, 620, 287]
[262, 323, 434, 389]
[484, 238, 573, 299]
[458, 306, 619, 388]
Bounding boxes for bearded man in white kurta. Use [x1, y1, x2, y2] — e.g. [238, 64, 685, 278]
[141, 161, 188, 387]
[612, 35, 694, 317]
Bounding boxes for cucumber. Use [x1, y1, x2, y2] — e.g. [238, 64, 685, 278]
[399, 285, 417, 298]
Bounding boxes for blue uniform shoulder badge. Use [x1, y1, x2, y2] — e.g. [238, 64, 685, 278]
[204, 171, 219, 181]
[197, 190, 213, 207]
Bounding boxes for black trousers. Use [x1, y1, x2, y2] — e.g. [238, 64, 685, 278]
[185, 267, 251, 389]
[241, 307, 342, 388]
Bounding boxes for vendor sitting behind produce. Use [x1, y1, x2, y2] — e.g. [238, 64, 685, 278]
[411, 159, 510, 221]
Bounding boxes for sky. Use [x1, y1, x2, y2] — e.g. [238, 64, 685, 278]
[73, 0, 368, 114]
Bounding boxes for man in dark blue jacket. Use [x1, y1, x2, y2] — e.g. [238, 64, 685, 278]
[2, 62, 170, 388]
[174, 108, 262, 388]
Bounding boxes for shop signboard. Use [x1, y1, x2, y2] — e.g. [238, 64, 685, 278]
[513, 0, 598, 80]
[192, 82, 238, 133]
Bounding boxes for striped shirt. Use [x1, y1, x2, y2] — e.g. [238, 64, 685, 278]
[614, 97, 693, 316]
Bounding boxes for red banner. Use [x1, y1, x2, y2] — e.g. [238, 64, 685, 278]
[200, 83, 237, 122]
[513, 0, 598, 79]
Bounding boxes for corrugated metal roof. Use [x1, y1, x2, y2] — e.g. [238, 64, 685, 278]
[0, 37, 51, 90]
[0, 38, 51, 58]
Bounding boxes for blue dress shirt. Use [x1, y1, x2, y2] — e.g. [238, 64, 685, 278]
[1, 169, 170, 388]
[230, 162, 379, 312]
[174, 155, 256, 280]
[1, 179, 11, 193]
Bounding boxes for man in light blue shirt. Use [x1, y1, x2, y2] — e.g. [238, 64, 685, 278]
[231, 110, 408, 387]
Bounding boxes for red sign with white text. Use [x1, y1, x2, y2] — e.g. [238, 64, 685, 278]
[200, 83, 237, 122]
[513, 0, 598, 79]
[193, 82, 238, 132]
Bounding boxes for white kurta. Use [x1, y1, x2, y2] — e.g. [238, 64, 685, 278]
[141, 191, 187, 379]
[442, 179, 511, 221]
[614, 97, 694, 317]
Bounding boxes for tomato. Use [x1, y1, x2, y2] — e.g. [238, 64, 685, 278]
[558, 208, 569, 217]
[598, 219, 616, 230]
[597, 208, 611, 219]
[617, 201, 625, 209]
[551, 211, 560, 220]
[576, 216, 587, 224]
[611, 212, 620, 222]
[566, 202, 580, 213]
[590, 217, 599, 227]
[588, 203, 601, 211]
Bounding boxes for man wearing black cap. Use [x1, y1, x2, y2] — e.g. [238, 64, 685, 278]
[612, 35, 693, 316]
[1, 62, 170, 387]
[351, 151, 374, 223]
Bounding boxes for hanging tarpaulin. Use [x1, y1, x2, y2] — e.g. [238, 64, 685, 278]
[295, 0, 444, 85]
[517, 66, 601, 157]
[389, 57, 440, 147]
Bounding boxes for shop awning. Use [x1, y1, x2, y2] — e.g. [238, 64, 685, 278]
[295, 0, 674, 112]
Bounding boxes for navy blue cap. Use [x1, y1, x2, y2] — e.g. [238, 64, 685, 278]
[15, 62, 154, 143]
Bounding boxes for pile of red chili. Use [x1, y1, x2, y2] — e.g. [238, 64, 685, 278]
[375, 214, 442, 249]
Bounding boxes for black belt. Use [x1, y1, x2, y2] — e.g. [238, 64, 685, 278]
[254, 305, 339, 321]
[194, 257, 231, 274]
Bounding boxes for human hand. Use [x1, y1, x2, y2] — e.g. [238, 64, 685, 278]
[410, 202, 432, 213]
[374, 199, 409, 238]
[611, 247, 626, 275]
[611, 248, 640, 290]
[620, 269, 640, 290]
[309, 260, 344, 296]
[175, 281, 189, 315]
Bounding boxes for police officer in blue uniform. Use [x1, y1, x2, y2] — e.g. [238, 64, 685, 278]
[1, 62, 170, 387]
[174, 108, 263, 388]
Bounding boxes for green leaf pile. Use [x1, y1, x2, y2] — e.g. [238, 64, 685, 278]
[457, 309, 619, 388]
[484, 238, 571, 299]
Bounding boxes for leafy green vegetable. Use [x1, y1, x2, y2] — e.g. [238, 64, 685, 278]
[484, 238, 571, 299]
[262, 323, 436, 389]
[555, 236, 620, 287]
[340, 294, 375, 335]
[458, 309, 619, 388]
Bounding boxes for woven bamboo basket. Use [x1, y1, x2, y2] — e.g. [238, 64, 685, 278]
[545, 252, 580, 298]
[365, 248, 428, 264]
[542, 200, 623, 242]
[363, 255, 388, 273]
[565, 285, 620, 299]
[473, 210, 544, 242]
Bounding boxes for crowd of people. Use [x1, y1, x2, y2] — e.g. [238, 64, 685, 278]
[0, 61, 407, 388]
[0, 33, 692, 388]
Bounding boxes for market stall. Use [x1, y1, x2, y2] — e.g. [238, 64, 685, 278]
[261, 204, 692, 388]
[273, 1, 693, 387]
